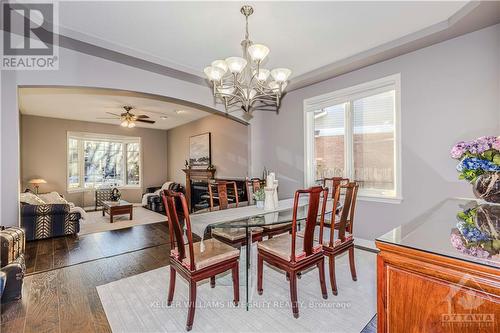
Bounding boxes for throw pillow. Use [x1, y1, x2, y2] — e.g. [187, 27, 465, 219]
[19, 192, 46, 205]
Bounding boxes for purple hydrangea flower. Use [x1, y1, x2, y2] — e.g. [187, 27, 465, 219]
[493, 137, 500, 151]
[450, 141, 469, 159]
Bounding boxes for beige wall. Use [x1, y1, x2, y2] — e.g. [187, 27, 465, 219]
[20, 115, 168, 207]
[167, 114, 249, 185]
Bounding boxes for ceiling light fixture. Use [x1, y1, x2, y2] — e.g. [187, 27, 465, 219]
[203, 5, 292, 116]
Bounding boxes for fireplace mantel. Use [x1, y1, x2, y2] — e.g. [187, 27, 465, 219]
[182, 168, 216, 211]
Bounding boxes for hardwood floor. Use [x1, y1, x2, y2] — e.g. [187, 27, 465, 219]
[3, 223, 377, 333]
[25, 222, 170, 275]
[2, 242, 172, 333]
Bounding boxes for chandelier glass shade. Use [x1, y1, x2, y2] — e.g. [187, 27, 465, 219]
[203, 5, 292, 115]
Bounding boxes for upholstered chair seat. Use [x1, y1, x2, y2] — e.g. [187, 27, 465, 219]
[257, 234, 323, 262]
[172, 239, 240, 270]
[297, 228, 353, 247]
[262, 222, 292, 230]
[212, 227, 263, 242]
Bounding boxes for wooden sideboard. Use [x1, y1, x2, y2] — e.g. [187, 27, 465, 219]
[376, 240, 499, 332]
[376, 198, 500, 332]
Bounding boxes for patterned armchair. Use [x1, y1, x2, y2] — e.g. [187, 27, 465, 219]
[20, 203, 80, 241]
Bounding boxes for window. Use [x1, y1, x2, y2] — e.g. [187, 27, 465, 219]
[67, 132, 142, 191]
[304, 74, 401, 202]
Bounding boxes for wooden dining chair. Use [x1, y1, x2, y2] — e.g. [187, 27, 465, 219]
[257, 186, 329, 318]
[161, 190, 240, 331]
[321, 177, 351, 227]
[210, 181, 263, 248]
[321, 182, 358, 295]
[208, 181, 239, 211]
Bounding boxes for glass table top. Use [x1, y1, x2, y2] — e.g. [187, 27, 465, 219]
[377, 198, 500, 269]
[209, 199, 339, 229]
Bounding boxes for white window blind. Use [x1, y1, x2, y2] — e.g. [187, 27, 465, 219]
[304, 74, 401, 202]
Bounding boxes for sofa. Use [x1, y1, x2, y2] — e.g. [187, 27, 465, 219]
[20, 191, 82, 241]
[142, 182, 185, 214]
[21, 203, 80, 241]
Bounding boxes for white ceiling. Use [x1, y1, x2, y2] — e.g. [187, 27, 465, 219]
[56, 1, 469, 79]
[19, 87, 212, 130]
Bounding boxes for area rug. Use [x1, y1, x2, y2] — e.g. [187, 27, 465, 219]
[80, 206, 167, 235]
[97, 248, 376, 332]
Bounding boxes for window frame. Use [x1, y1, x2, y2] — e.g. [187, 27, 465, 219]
[66, 131, 143, 192]
[303, 74, 402, 204]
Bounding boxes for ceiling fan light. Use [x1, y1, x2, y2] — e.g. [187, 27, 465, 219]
[270, 68, 292, 83]
[127, 122, 135, 128]
[211, 60, 228, 74]
[225, 57, 247, 74]
[248, 44, 269, 62]
[254, 68, 270, 82]
[120, 120, 128, 127]
[204, 66, 224, 81]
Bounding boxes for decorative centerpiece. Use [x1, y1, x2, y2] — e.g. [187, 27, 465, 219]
[451, 204, 499, 262]
[253, 188, 265, 209]
[264, 172, 279, 210]
[450, 136, 500, 203]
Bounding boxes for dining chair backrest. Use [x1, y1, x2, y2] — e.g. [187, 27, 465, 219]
[322, 177, 349, 199]
[291, 186, 329, 262]
[328, 182, 358, 246]
[208, 181, 239, 211]
[247, 178, 264, 192]
[319, 182, 341, 247]
[346, 182, 358, 234]
[245, 178, 264, 204]
[162, 190, 195, 270]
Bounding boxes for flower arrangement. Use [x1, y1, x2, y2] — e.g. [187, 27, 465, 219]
[450, 136, 500, 182]
[451, 205, 500, 262]
[253, 188, 265, 201]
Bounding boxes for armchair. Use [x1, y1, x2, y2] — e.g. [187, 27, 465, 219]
[142, 182, 185, 214]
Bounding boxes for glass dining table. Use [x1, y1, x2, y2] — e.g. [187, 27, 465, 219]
[203, 200, 339, 310]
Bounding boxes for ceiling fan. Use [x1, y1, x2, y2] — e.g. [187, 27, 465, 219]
[98, 106, 156, 128]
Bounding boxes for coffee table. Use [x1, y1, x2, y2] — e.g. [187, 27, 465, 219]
[102, 200, 133, 223]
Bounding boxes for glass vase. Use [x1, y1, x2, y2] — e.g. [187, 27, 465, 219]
[473, 172, 500, 203]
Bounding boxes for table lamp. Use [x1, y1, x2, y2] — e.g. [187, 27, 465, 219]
[28, 178, 47, 194]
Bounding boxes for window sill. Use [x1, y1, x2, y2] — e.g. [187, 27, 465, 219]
[357, 195, 403, 204]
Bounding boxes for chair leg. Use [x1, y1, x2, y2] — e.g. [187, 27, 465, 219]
[186, 280, 197, 331]
[257, 253, 264, 295]
[328, 255, 338, 296]
[210, 276, 216, 288]
[317, 258, 328, 299]
[167, 266, 176, 306]
[349, 246, 357, 281]
[232, 262, 240, 306]
[289, 271, 299, 318]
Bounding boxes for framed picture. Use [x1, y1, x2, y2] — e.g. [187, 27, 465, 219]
[189, 132, 211, 168]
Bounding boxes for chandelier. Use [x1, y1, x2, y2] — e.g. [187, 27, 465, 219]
[203, 5, 292, 116]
